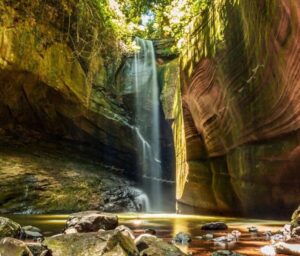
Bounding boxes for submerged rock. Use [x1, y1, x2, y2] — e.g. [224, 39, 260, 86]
[173, 232, 192, 244]
[0, 237, 33, 256]
[211, 250, 245, 256]
[135, 234, 187, 256]
[45, 230, 138, 256]
[0, 217, 21, 239]
[66, 211, 118, 232]
[202, 222, 228, 231]
[247, 227, 258, 233]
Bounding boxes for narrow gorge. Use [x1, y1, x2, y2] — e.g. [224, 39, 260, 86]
[0, 0, 299, 255]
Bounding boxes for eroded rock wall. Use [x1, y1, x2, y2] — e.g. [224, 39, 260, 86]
[0, 1, 136, 173]
[174, 0, 300, 217]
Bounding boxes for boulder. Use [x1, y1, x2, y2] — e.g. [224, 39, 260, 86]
[0, 237, 33, 256]
[66, 211, 118, 232]
[201, 222, 228, 231]
[45, 230, 138, 256]
[0, 217, 21, 239]
[135, 234, 187, 256]
[247, 227, 258, 233]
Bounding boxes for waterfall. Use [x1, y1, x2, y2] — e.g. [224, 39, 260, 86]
[133, 38, 162, 211]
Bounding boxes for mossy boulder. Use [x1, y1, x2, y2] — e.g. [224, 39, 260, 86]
[0, 217, 21, 239]
[135, 234, 187, 256]
[44, 230, 138, 256]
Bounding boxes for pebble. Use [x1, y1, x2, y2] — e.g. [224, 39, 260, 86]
[247, 227, 258, 233]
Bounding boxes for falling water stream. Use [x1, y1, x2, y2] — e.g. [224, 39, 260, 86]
[132, 38, 162, 212]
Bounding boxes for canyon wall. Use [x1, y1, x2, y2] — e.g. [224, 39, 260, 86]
[171, 0, 300, 217]
[0, 0, 137, 173]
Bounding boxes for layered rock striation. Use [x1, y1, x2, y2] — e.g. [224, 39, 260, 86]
[167, 0, 300, 216]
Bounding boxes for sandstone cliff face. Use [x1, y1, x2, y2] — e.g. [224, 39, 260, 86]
[0, 1, 137, 172]
[171, 0, 300, 216]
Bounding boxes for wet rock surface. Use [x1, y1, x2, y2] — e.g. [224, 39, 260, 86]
[202, 222, 228, 231]
[66, 211, 118, 232]
[135, 234, 187, 256]
[211, 250, 245, 256]
[2, 214, 300, 256]
[45, 230, 139, 256]
[0, 137, 145, 214]
[173, 232, 192, 244]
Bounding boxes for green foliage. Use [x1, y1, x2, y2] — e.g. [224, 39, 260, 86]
[113, 0, 213, 53]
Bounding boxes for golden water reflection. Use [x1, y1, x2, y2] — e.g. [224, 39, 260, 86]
[4, 213, 288, 256]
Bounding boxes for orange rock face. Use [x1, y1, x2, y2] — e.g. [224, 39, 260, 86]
[176, 0, 300, 217]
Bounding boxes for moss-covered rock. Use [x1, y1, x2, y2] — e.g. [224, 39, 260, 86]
[44, 230, 138, 256]
[135, 234, 187, 256]
[0, 1, 137, 175]
[170, 0, 300, 216]
[0, 138, 143, 214]
[0, 217, 21, 239]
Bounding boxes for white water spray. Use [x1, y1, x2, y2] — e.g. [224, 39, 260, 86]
[133, 38, 162, 211]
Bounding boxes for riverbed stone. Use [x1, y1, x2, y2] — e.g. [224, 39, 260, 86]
[66, 211, 118, 232]
[135, 234, 187, 256]
[45, 230, 138, 256]
[0, 237, 33, 256]
[23, 230, 43, 241]
[0, 217, 21, 239]
[202, 222, 228, 231]
[22, 226, 41, 233]
[211, 250, 245, 256]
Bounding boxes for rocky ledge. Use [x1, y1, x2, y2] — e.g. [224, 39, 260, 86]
[0, 134, 147, 214]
